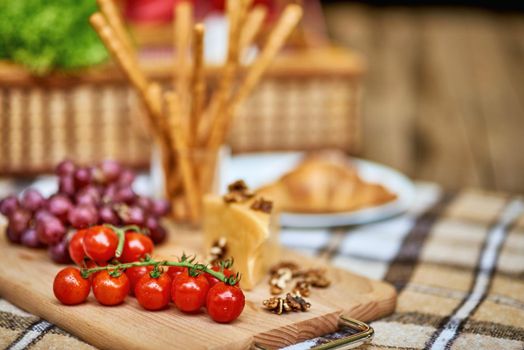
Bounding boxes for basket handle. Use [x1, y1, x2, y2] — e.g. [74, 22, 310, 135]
[254, 315, 374, 350]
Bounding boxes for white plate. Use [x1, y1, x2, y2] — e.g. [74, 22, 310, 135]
[222, 152, 415, 228]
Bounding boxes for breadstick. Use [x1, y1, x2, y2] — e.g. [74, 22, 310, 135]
[91, 12, 176, 205]
[165, 92, 201, 222]
[238, 0, 253, 31]
[238, 5, 267, 58]
[149, 83, 182, 200]
[146, 83, 164, 122]
[174, 1, 193, 126]
[90, 13, 147, 92]
[147, 84, 174, 199]
[198, 0, 243, 143]
[90, 13, 159, 137]
[96, 0, 134, 57]
[196, 1, 245, 189]
[146, 83, 174, 164]
[189, 23, 206, 145]
[206, 4, 303, 149]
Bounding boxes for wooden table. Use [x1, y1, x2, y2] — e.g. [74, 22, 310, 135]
[325, 4, 524, 193]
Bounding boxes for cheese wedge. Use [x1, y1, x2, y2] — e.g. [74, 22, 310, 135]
[203, 194, 279, 290]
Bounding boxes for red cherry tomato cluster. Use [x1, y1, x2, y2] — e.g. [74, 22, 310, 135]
[68, 225, 154, 266]
[53, 260, 245, 324]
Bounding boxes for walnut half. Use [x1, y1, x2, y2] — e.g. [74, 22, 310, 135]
[223, 180, 255, 203]
[269, 267, 293, 295]
[206, 237, 228, 265]
[301, 268, 331, 288]
[263, 293, 311, 314]
[269, 261, 300, 276]
[250, 197, 273, 213]
[292, 280, 311, 297]
[265, 261, 331, 314]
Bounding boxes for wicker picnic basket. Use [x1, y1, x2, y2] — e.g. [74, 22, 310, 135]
[0, 46, 364, 176]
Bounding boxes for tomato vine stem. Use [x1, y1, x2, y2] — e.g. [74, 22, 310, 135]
[81, 257, 238, 285]
[103, 224, 141, 259]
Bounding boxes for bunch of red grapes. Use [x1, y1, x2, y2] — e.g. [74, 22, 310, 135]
[0, 160, 170, 263]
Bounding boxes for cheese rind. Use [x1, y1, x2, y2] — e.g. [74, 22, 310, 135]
[203, 195, 279, 290]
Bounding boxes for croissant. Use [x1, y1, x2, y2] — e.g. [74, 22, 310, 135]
[257, 151, 397, 213]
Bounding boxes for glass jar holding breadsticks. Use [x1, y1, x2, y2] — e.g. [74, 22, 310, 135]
[90, 0, 303, 223]
[160, 91, 226, 223]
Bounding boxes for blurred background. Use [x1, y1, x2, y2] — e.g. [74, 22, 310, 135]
[323, 0, 524, 193]
[0, 0, 523, 193]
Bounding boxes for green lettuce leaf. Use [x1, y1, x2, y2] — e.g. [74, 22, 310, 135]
[0, 0, 108, 75]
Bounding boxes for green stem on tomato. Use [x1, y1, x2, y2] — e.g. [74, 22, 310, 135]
[81, 258, 236, 285]
[103, 224, 141, 259]
[149, 264, 163, 279]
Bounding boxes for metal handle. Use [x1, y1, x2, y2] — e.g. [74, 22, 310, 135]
[254, 316, 374, 350]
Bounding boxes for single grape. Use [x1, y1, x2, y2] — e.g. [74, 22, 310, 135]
[99, 160, 122, 183]
[75, 186, 101, 207]
[144, 215, 158, 231]
[55, 159, 76, 176]
[135, 196, 153, 212]
[120, 205, 145, 225]
[21, 189, 45, 212]
[151, 199, 171, 217]
[36, 215, 66, 245]
[47, 194, 73, 222]
[152, 225, 167, 245]
[67, 204, 98, 229]
[118, 169, 135, 187]
[114, 186, 136, 204]
[6, 226, 21, 244]
[9, 209, 31, 234]
[58, 175, 76, 197]
[0, 195, 19, 216]
[35, 209, 52, 223]
[145, 216, 166, 244]
[102, 183, 118, 203]
[99, 205, 120, 225]
[48, 239, 72, 264]
[73, 167, 91, 189]
[21, 228, 42, 248]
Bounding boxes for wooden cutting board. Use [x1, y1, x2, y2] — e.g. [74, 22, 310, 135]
[0, 228, 396, 350]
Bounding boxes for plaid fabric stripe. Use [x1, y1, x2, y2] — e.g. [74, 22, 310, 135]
[1, 182, 523, 350]
[280, 184, 524, 350]
[0, 301, 94, 350]
[426, 199, 523, 349]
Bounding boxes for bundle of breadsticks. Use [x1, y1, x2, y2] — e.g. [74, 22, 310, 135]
[90, 0, 302, 222]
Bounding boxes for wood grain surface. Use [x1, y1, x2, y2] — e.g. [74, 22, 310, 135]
[325, 5, 524, 193]
[0, 228, 396, 350]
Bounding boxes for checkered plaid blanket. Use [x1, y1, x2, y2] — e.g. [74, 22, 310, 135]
[1, 182, 523, 349]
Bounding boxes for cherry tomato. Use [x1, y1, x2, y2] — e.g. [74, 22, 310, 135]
[68, 229, 88, 265]
[135, 272, 172, 310]
[92, 270, 130, 306]
[166, 265, 187, 280]
[125, 265, 153, 296]
[83, 226, 118, 262]
[171, 272, 209, 313]
[205, 266, 235, 288]
[206, 282, 245, 323]
[120, 232, 154, 263]
[53, 267, 91, 305]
